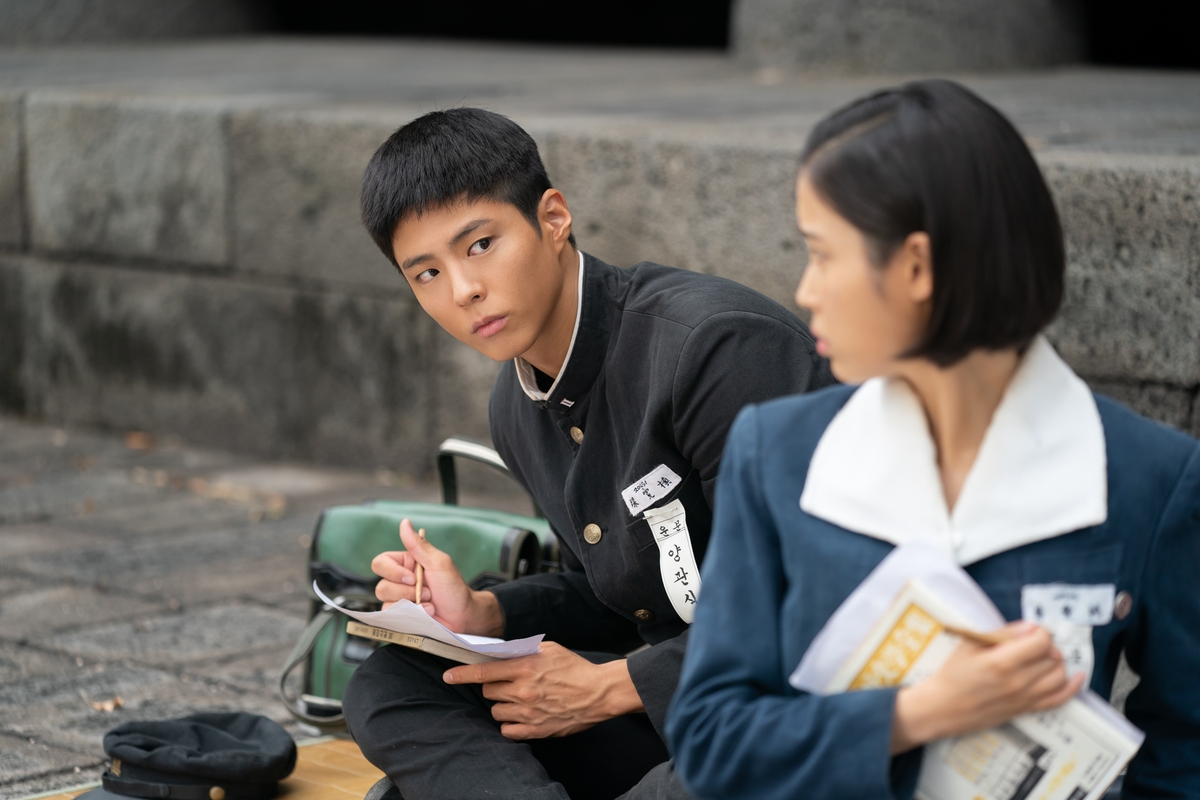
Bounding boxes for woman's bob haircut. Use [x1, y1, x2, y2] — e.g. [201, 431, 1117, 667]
[800, 79, 1065, 367]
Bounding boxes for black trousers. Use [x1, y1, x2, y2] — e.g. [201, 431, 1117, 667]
[343, 644, 689, 800]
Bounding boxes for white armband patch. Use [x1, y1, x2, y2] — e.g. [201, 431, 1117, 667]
[644, 499, 701, 623]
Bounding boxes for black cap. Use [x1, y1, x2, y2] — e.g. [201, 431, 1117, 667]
[78, 713, 297, 800]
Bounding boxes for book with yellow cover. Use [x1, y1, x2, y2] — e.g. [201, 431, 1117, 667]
[830, 579, 1142, 800]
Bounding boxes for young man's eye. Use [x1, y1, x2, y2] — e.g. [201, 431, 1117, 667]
[415, 268, 439, 285]
[468, 237, 492, 256]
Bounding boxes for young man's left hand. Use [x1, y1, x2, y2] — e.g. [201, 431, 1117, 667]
[442, 642, 645, 740]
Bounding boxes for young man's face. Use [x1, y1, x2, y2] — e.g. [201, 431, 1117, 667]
[391, 192, 576, 364]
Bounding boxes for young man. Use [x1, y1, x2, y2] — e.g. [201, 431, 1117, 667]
[342, 108, 832, 800]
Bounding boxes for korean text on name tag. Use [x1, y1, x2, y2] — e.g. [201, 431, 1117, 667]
[621, 464, 682, 516]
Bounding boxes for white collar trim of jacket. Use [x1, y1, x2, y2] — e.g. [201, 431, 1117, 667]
[799, 336, 1108, 565]
[515, 249, 586, 402]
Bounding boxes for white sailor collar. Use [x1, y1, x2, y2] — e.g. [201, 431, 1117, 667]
[515, 249, 586, 402]
[799, 336, 1107, 565]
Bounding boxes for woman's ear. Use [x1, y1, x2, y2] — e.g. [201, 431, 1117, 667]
[901, 232, 933, 304]
[539, 189, 574, 251]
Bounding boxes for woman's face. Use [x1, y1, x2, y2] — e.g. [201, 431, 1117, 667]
[793, 173, 932, 384]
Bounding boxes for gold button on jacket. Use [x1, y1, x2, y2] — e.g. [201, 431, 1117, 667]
[634, 609, 655, 622]
[570, 426, 584, 444]
[583, 523, 602, 544]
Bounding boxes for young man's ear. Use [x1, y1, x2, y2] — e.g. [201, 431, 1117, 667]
[539, 189, 574, 252]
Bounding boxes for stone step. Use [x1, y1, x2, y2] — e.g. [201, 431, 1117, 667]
[0, 41, 1196, 471]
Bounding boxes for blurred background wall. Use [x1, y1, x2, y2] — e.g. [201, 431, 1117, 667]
[2, 0, 1197, 69]
[0, 0, 1197, 478]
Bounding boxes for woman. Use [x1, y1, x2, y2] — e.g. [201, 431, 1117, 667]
[665, 80, 1200, 800]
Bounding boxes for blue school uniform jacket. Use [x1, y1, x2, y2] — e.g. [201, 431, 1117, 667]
[666, 339, 1200, 800]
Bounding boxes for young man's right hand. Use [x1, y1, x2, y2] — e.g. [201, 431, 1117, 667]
[371, 519, 506, 637]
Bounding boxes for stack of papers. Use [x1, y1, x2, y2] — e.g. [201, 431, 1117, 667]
[313, 582, 543, 660]
[790, 544, 1143, 800]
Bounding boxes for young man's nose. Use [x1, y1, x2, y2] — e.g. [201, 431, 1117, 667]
[450, 267, 486, 307]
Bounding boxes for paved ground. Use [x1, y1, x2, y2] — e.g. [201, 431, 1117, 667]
[0, 411, 1144, 799]
[0, 412, 528, 799]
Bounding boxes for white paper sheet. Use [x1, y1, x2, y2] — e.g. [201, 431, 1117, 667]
[790, 543, 1005, 693]
[313, 582, 544, 659]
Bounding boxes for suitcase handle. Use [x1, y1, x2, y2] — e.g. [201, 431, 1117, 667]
[436, 437, 543, 518]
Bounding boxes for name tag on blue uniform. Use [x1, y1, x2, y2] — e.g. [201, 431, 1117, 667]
[1021, 584, 1115, 686]
[1021, 584, 1115, 626]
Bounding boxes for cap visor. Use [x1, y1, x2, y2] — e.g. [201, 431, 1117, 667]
[74, 787, 132, 800]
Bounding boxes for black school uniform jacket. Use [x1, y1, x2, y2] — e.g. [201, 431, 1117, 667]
[489, 252, 832, 738]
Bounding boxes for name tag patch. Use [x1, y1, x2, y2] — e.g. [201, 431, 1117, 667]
[1021, 584, 1115, 626]
[644, 499, 700, 623]
[621, 464, 682, 516]
[1021, 584, 1115, 686]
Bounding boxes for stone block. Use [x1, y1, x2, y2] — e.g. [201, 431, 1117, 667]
[24, 93, 229, 266]
[1042, 153, 1200, 386]
[228, 107, 415, 288]
[539, 126, 808, 310]
[0, 0, 264, 46]
[3, 254, 497, 474]
[0, 93, 22, 250]
[731, 0, 1085, 73]
[0, 255, 26, 413]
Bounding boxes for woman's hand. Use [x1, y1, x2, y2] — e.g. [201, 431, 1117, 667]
[891, 621, 1086, 753]
[443, 642, 645, 740]
[370, 518, 505, 637]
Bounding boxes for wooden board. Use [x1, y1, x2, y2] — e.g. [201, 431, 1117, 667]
[28, 738, 384, 800]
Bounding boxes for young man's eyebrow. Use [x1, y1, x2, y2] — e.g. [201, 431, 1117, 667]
[448, 218, 491, 248]
[400, 253, 433, 272]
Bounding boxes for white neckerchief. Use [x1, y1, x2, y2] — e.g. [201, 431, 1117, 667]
[799, 336, 1107, 565]
[515, 249, 586, 402]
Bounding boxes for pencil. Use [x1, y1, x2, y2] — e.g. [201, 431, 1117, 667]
[413, 527, 427, 607]
[942, 623, 1008, 646]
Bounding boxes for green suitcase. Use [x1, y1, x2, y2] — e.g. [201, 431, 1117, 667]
[278, 437, 558, 731]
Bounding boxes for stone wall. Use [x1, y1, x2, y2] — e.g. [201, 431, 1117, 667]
[1, 81, 1197, 477]
[0, 0, 264, 46]
[731, 0, 1086, 73]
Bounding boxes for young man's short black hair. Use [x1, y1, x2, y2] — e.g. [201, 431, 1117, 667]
[361, 107, 575, 268]
[800, 79, 1065, 367]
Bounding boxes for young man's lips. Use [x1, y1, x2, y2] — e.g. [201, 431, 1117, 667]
[473, 315, 508, 338]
